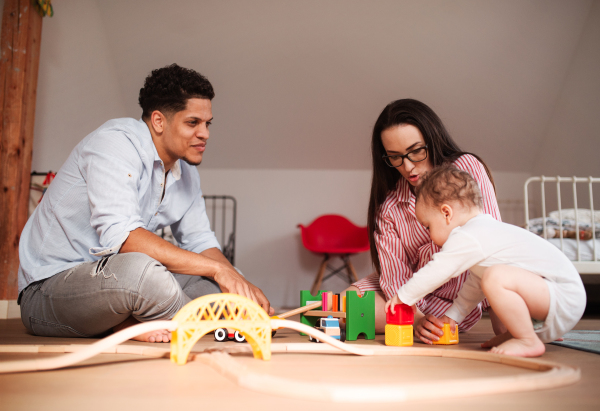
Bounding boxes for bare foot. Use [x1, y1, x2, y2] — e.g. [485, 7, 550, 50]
[481, 331, 512, 348]
[490, 337, 545, 357]
[131, 329, 172, 343]
[113, 316, 172, 343]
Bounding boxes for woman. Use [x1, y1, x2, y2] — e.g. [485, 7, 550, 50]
[347, 99, 506, 344]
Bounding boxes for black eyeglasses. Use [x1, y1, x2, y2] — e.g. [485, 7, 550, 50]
[382, 145, 428, 168]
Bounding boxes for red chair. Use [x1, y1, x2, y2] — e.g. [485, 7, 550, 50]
[298, 214, 370, 295]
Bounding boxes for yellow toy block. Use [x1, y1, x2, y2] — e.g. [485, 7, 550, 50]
[432, 323, 459, 345]
[385, 324, 413, 346]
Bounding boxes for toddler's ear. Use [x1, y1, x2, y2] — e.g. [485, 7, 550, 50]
[441, 204, 453, 223]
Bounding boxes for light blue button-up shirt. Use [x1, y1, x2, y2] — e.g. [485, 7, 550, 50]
[18, 118, 220, 292]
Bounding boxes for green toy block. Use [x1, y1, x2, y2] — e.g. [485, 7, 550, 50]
[300, 290, 325, 335]
[345, 290, 375, 340]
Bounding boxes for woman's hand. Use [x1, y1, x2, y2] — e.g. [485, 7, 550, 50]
[414, 313, 445, 344]
[439, 315, 457, 330]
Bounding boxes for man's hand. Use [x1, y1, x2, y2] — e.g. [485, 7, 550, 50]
[213, 265, 274, 315]
[121, 229, 274, 315]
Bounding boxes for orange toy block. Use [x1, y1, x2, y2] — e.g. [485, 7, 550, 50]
[432, 323, 459, 345]
[385, 324, 413, 346]
[332, 294, 339, 312]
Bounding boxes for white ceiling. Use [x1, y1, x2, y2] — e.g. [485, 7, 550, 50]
[38, 0, 598, 171]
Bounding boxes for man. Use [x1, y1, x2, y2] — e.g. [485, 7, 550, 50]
[18, 64, 272, 342]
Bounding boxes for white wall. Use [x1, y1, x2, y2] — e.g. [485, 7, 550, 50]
[493, 171, 532, 226]
[533, 0, 600, 178]
[32, 0, 126, 172]
[31, 0, 595, 173]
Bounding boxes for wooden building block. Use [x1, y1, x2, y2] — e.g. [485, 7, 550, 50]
[303, 311, 346, 318]
[345, 290, 375, 341]
[300, 290, 325, 334]
[321, 292, 331, 311]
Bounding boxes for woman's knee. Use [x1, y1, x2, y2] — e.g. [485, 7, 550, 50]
[345, 285, 360, 294]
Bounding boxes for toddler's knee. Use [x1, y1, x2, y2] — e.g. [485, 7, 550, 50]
[481, 266, 506, 292]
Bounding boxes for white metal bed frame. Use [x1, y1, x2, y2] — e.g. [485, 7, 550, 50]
[524, 176, 600, 274]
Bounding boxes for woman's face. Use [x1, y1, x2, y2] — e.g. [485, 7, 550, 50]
[381, 124, 433, 187]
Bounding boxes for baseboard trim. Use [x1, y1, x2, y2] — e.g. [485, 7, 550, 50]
[0, 300, 20, 319]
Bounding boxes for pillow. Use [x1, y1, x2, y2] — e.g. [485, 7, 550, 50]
[548, 209, 600, 226]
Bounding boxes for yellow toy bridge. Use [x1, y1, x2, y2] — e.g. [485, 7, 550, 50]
[170, 293, 272, 364]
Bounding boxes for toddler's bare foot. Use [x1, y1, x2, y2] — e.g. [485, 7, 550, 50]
[481, 331, 512, 348]
[113, 316, 172, 343]
[490, 337, 545, 357]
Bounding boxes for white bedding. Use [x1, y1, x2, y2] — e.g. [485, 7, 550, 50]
[547, 238, 600, 262]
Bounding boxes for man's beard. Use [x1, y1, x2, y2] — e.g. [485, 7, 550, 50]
[182, 156, 203, 166]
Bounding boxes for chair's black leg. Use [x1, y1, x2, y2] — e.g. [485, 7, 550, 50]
[345, 254, 360, 283]
[311, 254, 329, 295]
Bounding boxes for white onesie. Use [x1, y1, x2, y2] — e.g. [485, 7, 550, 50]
[397, 214, 586, 342]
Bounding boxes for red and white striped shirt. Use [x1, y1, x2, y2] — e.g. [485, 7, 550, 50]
[354, 154, 501, 331]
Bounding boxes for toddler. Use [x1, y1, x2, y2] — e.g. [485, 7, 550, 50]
[385, 165, 586, 357]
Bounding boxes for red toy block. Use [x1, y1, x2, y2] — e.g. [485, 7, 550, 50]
[386, 304, 414, 325]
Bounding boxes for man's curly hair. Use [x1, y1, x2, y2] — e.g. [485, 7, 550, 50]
[415, 164, 483, 209]
[138, 64, 215, 120]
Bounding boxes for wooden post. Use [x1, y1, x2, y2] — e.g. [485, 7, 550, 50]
[0, 0, 43, 303]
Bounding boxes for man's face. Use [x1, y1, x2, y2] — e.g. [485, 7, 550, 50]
[160, 98, 213, 167]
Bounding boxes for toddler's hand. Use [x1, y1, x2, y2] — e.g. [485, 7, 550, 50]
[384, 294, 403, 314]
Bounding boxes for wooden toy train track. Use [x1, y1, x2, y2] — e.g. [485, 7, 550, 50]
[0, 294, 581, 403]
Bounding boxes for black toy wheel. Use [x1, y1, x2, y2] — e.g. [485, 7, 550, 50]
[340, 328, 346, 343]
[214, 328, 228, 342]
[234, 330, 246, 343]
[309, 326, 321, 343]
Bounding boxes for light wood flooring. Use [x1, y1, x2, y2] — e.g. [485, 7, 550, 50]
[1, 314, 599, 411]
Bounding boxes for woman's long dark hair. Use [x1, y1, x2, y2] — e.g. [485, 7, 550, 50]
[368, 99, 495, 275]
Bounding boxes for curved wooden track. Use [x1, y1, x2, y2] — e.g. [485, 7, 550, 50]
[0, 319, 580, 403]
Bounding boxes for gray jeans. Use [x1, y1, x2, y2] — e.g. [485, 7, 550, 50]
[19, 252, 221, 338]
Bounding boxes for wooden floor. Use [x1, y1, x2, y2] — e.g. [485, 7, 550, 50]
[1, 314, 600, 410]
